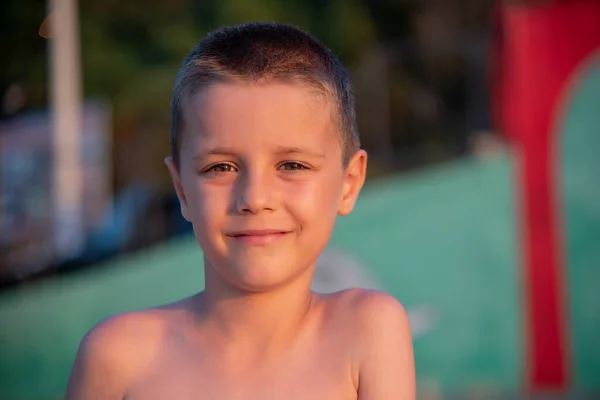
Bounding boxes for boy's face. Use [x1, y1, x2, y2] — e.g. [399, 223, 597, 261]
[166, 82, 366, 292]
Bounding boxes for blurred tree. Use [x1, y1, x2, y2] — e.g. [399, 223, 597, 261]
[361, 0, 416, 40]
[0, 0, 48, 116]
[76, 0, 198, 190]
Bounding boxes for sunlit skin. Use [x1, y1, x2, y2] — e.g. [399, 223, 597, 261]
[66, 82, 415, 400]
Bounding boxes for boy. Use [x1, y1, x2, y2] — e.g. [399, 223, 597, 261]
[67, 22, 415, 399]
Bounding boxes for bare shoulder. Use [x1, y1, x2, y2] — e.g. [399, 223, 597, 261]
[321, 288, 410, 331]
[66, 299, 191, 399]
[320, 289, 416, 399]
[76, 308, 167, 366]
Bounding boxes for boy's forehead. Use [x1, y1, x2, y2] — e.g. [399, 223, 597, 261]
[187, 81, 330, 119]
[181, 82, 341, 150]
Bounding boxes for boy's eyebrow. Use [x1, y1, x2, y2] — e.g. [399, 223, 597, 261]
[273, 146, 326, 159]
[193, 146, 327, 160]
[193, 147, 238, 159]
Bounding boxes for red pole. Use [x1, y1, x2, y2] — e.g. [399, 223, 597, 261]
[495, 0, 600, 393]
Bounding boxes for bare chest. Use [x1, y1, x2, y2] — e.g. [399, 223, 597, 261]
[125, 339, 357, 400]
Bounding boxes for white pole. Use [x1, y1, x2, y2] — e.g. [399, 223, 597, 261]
[49, 0, 84, 260]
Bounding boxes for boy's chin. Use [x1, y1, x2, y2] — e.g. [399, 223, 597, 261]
[220, 260, 312, 293]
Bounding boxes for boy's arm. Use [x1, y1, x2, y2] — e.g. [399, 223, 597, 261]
[66, 314, 148, 400]
[355, 292, 416, 400]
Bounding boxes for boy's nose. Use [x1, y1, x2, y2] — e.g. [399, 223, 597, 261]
[234, 171, 274, 214]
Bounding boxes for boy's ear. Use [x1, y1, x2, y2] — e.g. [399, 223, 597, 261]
[164, 156, 191, 221]
[338, 150, 367, 216]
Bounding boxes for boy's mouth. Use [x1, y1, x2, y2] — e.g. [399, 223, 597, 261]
[226, 229, 292, 245]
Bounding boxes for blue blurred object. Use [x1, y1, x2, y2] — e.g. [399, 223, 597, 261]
[77, 182, 154, 263]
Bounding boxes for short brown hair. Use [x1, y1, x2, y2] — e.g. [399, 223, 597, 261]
[170, 22, 360, 168]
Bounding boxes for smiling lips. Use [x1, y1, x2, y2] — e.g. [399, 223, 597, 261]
[226, 229, 292, 245]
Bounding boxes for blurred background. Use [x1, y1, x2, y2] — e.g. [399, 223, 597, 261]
[1, 0, 599, 398]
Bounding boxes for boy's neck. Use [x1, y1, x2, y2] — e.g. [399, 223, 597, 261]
[193, 261, 317, 351]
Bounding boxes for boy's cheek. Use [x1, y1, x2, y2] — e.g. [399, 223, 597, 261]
[189, 183, 231, 209]
[290, 194, 339, 233]
[187, 210, 223, 252]
[190, 194, 231, 235]
[296, 179, 342, 213]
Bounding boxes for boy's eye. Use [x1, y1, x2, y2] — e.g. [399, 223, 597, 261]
[278, 161, 310, 171]
[204, 163, 237, 174]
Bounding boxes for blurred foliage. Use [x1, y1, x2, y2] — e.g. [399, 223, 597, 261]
[0, 0, 48, 108]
